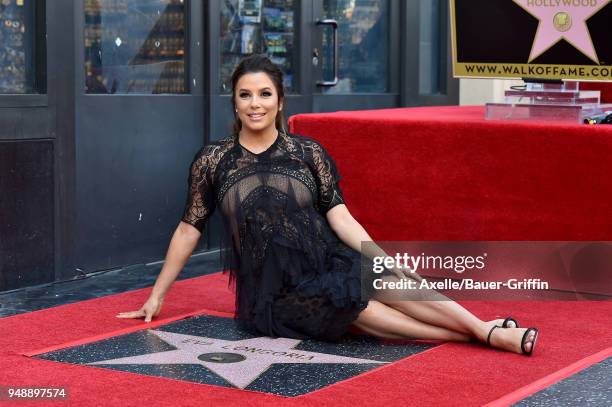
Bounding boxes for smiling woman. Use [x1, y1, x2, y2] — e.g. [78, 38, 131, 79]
[233, 73, 282, 153]
[118, 54, 539, 357]
[161, 55, 373, 342]
[231, 57, 286, 153]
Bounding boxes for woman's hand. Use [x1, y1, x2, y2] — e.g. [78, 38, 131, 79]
[116, 295, 164, 323]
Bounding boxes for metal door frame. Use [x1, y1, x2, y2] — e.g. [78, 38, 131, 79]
[401, 0, 459, 106]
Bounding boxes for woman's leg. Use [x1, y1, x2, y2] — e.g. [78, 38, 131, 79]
[352, 300, 471, 342]
[371, 275, 494, 337]
[371, 275, 536, 353]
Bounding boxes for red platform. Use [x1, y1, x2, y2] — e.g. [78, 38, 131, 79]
[1, 105, 611, 406]
[289, 105, 612, 241]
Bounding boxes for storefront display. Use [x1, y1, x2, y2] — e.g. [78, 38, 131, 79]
[0, 0, 36, 94]
[84, 0, 187, 94]
[220, 0, 295, 93]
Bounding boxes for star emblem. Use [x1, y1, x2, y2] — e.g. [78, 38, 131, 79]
[88, 330, 387, 389]
[513, 0, 611, 63]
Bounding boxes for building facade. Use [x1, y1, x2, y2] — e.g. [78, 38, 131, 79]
[0, 0, 458, 292]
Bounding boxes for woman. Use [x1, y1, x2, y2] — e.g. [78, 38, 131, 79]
[118, 54, 538, 356]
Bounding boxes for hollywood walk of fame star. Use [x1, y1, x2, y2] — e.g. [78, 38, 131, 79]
[513, 0, 611, 63]
[88, 330, 387, 389]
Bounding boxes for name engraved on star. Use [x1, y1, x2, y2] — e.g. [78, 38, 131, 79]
[181, 338, 214, 346]
[526, 0, 600, 7]
[226, 346, 315, 360]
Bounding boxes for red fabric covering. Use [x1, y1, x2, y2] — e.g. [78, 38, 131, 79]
[580, 81, 612, 104]
[2, 106, 611, 405]
[289, 105, 612, 240]
[0, 274, 280, 406]
[1, 272, 611, 406]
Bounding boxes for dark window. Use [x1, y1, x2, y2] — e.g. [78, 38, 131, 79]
[84, 0, 188, 94]
[0, 0, 46, 94]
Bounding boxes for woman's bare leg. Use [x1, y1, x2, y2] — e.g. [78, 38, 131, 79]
[371, 275, 536, 353]
[352, 300, 471, 342]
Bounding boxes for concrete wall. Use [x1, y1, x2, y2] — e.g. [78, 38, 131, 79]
[459, 78, 523, 105]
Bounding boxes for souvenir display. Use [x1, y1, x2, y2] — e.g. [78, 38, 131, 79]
[220, 0, 295, 93]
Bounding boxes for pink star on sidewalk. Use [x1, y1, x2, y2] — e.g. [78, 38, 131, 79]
[513, 0, 611, 63]
[88, 330, 386, 389]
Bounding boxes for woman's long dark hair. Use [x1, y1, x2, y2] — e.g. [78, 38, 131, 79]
[230, 54, 287, 135]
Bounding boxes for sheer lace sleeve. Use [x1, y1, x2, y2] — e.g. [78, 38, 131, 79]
[181, 147, 216, 232]
[311, 141, 346, 214]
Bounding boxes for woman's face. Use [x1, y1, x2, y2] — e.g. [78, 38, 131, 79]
[234, 72, 283, 134]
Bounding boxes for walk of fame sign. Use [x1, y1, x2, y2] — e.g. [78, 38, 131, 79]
[450, 0, 612, 80]
[33, 315, 433, 397]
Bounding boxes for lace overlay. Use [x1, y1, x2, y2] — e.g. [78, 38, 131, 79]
[181, 131, 369, 341]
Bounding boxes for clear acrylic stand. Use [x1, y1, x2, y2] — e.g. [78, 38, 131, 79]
[485, 81, 606, 123]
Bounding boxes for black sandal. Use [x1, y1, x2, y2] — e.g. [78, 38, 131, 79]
[521, 328, 539, 356]
[486, 325, 539, 356]
[486, 325, 499, 347]
[501, 316, 519, 328]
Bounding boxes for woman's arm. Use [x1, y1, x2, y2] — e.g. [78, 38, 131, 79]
[118, 146, 215, 322]
[326, 204, 422, 281]
[149, 221, 202, 301]
[326, 204, 383, 258]
[116, 221, 201, 322]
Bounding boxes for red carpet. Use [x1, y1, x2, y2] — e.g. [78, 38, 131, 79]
[289, 106, 612, 241]
[4, 105, 611, 405]
[2, 272, 611, 406]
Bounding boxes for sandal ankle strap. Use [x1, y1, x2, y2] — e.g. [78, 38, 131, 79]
[486, 325, 498, 346]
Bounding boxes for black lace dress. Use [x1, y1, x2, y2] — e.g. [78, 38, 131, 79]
[181, 130, 370, 341]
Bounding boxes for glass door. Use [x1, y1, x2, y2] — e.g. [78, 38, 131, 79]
[209, 0, 399, 141]
[211, 0, 311, 140]
[311, 0, 399, 112]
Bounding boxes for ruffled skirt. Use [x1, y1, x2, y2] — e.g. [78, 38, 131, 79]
[220, 202, 370, 342]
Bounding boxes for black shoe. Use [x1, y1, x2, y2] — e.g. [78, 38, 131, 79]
[486, 325, 539, 356]
[501, 316, 519, 328]
[521, 328, 539, 356]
